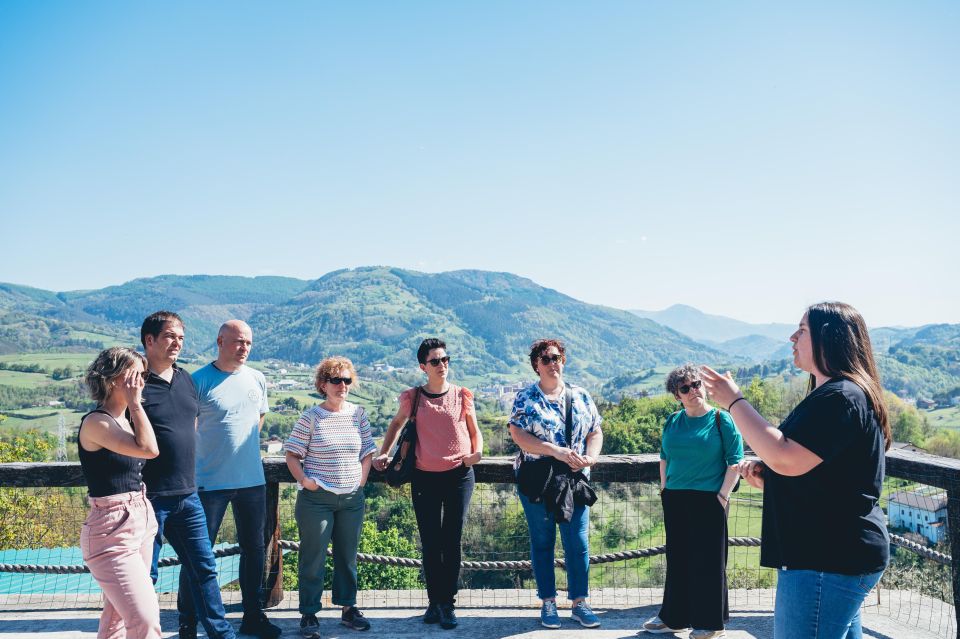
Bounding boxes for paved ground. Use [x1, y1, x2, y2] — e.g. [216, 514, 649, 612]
[0, 590, 953, 638]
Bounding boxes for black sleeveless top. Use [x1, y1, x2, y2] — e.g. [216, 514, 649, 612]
[78, 409, 146, 498]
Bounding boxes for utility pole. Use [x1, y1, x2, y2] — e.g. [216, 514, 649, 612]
[56, 413, 67, 462]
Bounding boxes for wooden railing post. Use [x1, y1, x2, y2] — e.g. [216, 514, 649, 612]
[261, 480, 283, 608]
[948, 487, 960, 629]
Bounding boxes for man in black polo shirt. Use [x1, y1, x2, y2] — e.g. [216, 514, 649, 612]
[140, 311, 238, 639]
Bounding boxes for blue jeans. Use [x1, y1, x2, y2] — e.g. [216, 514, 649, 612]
[775, 568, 884, 639]
[178, 485, 266, 622]
[150, 492, 236, 639]
[519, 491, 590, 601]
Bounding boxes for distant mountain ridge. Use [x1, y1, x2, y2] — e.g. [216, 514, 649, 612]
[631, 304, 795, 360]
[631, 304, 795, 341]
[0, 269, 722, 381]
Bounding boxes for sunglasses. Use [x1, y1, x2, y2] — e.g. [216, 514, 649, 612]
[426, 356, 451, 367]
[678, 380, 702, 394]
[327, 377, 353, 386]
[539, 354, 564, 365]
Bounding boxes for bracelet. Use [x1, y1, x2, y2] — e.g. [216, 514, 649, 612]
[728, 397, 748, 411]
[718, 493, 729, 502]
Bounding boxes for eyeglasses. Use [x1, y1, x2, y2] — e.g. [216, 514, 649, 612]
[678, 380, 702, 394]
[426, 356, 451, 367]
[539, 354, 563, 365]
[327, 377, 353, 386]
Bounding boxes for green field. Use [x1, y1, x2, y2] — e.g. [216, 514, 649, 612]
[926, 405, 960, 430]
[0, 369, 54, 388]
[68, 330, 133, 347]
[0, 351, 100, 370]
[1, 407, 86, 433]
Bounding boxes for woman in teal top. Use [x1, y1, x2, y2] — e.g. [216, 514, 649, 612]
[643, 364, 743, 639]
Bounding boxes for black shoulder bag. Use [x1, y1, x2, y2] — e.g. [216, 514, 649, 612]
[716, 409, 740, 493]
[385, 386, 422, 488]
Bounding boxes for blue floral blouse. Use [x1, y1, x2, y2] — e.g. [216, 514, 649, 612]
[508, 381, 603, 477]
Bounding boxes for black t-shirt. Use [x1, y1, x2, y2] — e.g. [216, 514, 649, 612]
[141, 364, 199, 497]
[761, 378, 889, 575]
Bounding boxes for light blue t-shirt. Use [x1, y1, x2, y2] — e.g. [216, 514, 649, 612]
[192, 363, 269, 491]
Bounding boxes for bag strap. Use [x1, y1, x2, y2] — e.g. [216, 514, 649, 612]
[564, 386, 574, 449]
[410, 386, 423, 421]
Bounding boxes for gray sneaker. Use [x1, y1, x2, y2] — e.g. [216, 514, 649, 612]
[300, 613, 320, 638]
[690, 631, 726, 639]
[640, 615, 687, 634]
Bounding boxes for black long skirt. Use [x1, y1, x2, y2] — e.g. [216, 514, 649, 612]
[658, 488, 730, 631]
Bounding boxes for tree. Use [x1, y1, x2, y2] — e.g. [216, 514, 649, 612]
[0, 431, 73, 549]
[924, 430, 960, 459]
[885, 392, 929, 445]
[600, 395, 678, 454]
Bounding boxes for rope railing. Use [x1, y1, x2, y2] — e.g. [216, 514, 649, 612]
[3, 534, 948, 575]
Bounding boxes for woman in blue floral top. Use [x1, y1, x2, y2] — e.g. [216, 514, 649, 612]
[508, 339, 603, 630]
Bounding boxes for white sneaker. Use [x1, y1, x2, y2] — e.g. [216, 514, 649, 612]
[690, 630, 726, 639]
[640, 615, 688, 634]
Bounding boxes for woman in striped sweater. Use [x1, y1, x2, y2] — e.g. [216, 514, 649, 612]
[284, 356, 378, 639]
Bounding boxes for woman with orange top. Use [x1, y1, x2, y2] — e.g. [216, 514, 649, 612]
[374, 338, 483, 630]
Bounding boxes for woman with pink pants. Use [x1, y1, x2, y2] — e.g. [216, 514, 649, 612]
[79, 347, 162, 639]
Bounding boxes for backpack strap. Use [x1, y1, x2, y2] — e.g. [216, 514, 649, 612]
[564, 386, 574, 449]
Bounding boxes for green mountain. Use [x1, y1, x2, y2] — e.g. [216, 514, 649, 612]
[0, 269, 720, 381]
[0, 275, 311, 353]
[631, 304, 795, 360]
[250, 267, 719, 380]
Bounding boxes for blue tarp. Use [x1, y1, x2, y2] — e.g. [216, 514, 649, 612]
[0, 543, 242, 594]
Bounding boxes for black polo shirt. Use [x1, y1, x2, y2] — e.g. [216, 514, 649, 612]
[760, 378, 889, 575]
[141, 364, 199, 497]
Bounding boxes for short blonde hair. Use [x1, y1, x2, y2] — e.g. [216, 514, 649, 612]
[314, 356, 358, 397]
[85, 347, 147, 403]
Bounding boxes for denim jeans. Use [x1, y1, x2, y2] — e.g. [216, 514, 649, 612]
[150, 492, 236, 639]
[411, 466, 475, 605]
[518, 491, 590, 601]
[178, 485, 266, 623]
[294, 485, 366, 614]
[775, 568, 885, 639]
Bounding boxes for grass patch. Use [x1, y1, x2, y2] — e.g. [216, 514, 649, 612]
[2, 408, 86, 433]
[926, 405, 960, 430]
[0, 370, 52, 388]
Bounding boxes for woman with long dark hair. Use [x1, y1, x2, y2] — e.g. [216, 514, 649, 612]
[702, 302, 890, 639]
[79, 347, 161, 639]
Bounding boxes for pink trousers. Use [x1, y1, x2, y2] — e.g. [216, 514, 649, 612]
[80, 488, 162, 639]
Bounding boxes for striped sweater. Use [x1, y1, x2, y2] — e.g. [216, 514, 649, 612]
[283, 402, 377, 494]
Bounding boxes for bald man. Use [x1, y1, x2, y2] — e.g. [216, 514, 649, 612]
[181, 320, 280, 639]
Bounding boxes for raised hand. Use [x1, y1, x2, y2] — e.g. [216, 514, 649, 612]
[700, 365, 742, 409]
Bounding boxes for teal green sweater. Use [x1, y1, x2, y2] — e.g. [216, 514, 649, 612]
[660, 408, 744, 492]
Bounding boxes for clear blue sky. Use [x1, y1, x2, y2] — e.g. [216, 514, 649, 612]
[1, 1, 957, 327]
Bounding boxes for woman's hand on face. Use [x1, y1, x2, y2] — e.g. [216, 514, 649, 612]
[700, 365, 742, 409]
[118, 368, 144, 407]
[461, 451, 482, 467]
[372, 454, 390, 471]
[301, 477, 320, 491]
[738, 460, 765, 490]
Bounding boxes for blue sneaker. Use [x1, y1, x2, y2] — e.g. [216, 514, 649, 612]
[540, 600, 561, 629]
[571, 600, 601, 628]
